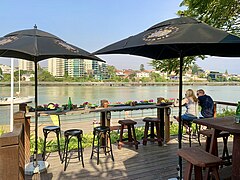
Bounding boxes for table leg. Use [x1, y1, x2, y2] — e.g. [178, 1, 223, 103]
[232, 134, 240, 180]
[157, 108, 164, 141]
[209, 129, 220, 157]
[100, 112, 106, 126]
[164, 107, 171, 143]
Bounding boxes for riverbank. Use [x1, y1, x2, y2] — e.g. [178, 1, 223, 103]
[1, 81, 240, 86]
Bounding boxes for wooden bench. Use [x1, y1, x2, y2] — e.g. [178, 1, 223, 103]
[177, 147, 222, 180]
[198, 129, 231, 165]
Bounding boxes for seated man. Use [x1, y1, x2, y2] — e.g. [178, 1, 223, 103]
[197, 89, 214, 118]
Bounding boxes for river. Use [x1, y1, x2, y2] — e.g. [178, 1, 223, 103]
[0, 85, 239, 125]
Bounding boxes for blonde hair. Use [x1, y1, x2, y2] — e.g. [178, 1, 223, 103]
[185, 89, 198, 102]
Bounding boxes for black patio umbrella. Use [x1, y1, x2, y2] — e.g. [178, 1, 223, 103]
[0, 25, 104, 173]
[94, 16, 240, 178]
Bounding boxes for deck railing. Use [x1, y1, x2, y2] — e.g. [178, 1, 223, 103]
[0, 111, 30, 180]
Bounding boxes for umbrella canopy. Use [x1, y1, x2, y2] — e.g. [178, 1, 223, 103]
[0, 26, 104, 173]
[95, 17, 240, 58]
[94, 16, 240, 178]
[0, 27, 103, 62]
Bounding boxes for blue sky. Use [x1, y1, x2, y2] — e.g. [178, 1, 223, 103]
[0, 0, 240, 74]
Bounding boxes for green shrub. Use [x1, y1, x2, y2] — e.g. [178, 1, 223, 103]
[217, 108, 235, 117]
[30, 111, 234, 154]
[0, 127, 5, 136]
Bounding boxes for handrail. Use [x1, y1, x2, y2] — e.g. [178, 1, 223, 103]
[214, 101, 237, 107]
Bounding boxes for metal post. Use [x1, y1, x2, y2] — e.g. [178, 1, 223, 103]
[178, 54, 184, 179]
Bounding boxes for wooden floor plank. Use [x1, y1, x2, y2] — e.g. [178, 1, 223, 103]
[25, 135, 233, 180]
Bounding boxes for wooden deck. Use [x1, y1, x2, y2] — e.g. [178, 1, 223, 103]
[25, 134, 233, 180]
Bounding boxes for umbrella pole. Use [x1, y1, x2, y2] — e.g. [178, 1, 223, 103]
[34, 62, 38, 167]
[25, 62, 49, 175]
[178, 54, 184, 179]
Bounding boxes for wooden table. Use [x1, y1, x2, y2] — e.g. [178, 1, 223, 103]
[93, 104, 172, 143]
[27, 104, 172, 143]
[194, 116, 240, 180]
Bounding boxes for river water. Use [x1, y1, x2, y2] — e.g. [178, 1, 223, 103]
[0, 85, 239, 125]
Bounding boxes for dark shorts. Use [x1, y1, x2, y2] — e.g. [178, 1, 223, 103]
[181, 114, 198, 121]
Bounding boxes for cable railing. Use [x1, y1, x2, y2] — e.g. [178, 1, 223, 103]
[31, 100, 238, 136]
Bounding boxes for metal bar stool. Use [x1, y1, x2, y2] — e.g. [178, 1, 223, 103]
[90, 126, 114, 165]
[62, 129, 84, 171]
[42, 125, 62, 162]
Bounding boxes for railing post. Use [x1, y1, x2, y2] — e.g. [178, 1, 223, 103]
[14, 111, 31, 164]
[213, 103, 217, 118]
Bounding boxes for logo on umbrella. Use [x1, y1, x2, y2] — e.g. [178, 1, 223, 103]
[143, 26, 179, 42]
[0, 36, 18, 46]
[55, 39, 79, 53]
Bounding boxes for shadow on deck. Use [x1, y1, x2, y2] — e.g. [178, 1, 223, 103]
[25, 135, 233, 180]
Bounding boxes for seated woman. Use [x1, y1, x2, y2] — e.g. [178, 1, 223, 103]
[174, 89, 198, 133]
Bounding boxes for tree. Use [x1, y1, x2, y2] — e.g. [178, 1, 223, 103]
[150, 56, 204, 75]
[179, 0, 240, 35]
[225, 69, 228, 75]
[140, 64, 145, 71]
[191, 63, 202, 75]
[107, 65, 116, 79]
[151, 1, 240, 74]
[38, 69, 55, 81]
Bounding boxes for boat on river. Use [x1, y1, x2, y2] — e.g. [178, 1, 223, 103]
[0, 96, 34, 106]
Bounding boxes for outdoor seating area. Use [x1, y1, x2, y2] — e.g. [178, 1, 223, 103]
[0, 100, 237, 179]
[23, 134, 233, 180]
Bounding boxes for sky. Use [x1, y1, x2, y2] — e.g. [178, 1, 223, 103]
[0, 0, 240, 74]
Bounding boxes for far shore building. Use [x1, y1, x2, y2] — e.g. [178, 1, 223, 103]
[136, 70, 150, 78]
[48, 58, 65, 77]
[0, 64, 12, 74]
[64, 59, 108, 80]
[19, 59, 34, 71]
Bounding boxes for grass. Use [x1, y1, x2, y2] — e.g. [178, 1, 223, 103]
[30, 124, 180, 154]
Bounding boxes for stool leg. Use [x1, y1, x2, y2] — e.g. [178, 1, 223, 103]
[79, 136, 84, 168]
[104, 132, 107, 155]
[155, 122, 162, 146]
[77, 135, 80, 161]
[64, 137, 70, 171]
[42, 130, 48, 161]
[90, 130, 96, 159]
[131, 125, 138, 149]
[108, 131, 114, 162]
[188, 125, 192, 147]
[150, 122, 155, 139]
[118, 124, 124, 149]
[56, 130, 62, 162]
[222, 136, 230, 163]
[97, 132, 100, 165]
[62, 136, 67, 163]
[143, 122, 149, 145]
[128, 125, 133, 142]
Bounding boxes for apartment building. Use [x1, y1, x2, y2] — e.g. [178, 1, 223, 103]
[48, 58, 65, 77]
[19, 59, 34, 71]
